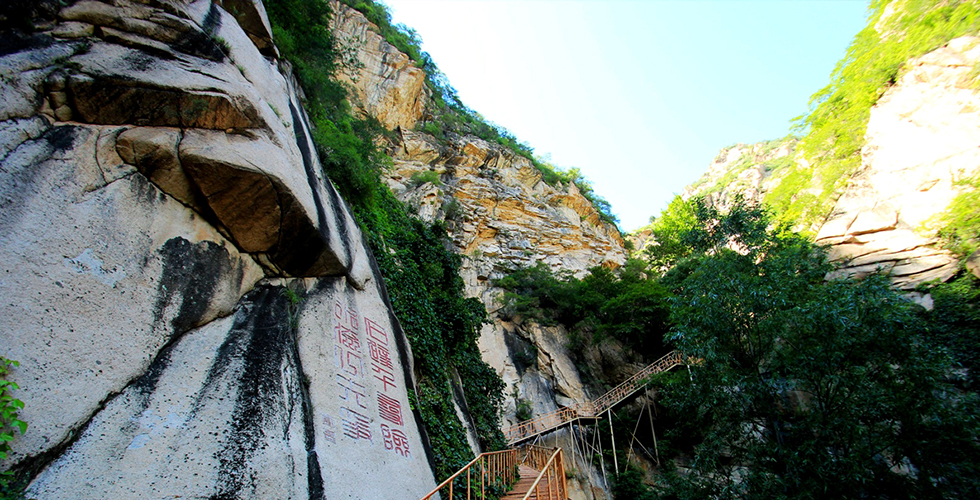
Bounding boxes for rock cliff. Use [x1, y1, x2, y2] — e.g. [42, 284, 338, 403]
[329, 6, 628, 498]
[0, 1, 436, 498]
[670, 37, 980, 290]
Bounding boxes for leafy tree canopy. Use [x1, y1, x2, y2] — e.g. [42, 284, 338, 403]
[654, 202, 980, 500]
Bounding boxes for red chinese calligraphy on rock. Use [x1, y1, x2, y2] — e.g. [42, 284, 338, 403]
[338, 374, 369, 409]
[365, 318, 388, 345]
[334, 345, 363, 378]
[365, 317, 396, 391]
[334, 301, 359, 330]
[381, 424, 410, 458]
[377, 393, 404, 426]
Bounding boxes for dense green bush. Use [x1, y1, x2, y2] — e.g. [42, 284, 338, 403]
[932, 174, 980, 258]
[354, 188, 506, 477]
[495, 260, 671, 361]
[652, 201, 980, 500]
[921, 274, 980, 388]
[407, 170, 441, 188]
[0, 357, 26, 499]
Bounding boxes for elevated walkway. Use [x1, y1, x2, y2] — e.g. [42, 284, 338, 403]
[503, 350, 690, 445]
[422, 445, 568, 500]
[422, 351, 692, 499]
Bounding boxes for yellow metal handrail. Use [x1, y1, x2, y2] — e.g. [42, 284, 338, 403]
[520, 447, 568, 500]
[503, 351, 689, 444]
[421, 449, 517, 500]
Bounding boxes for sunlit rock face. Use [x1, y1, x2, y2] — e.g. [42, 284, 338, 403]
[385, 132, 629, 494]
[665, 37, 980, 290]
[328, 0, 427, 131]
[329, 10, 628, 497]
[816, 36, 980, 289]
[0, 1, 436, 498]
[682, 138, 798, 213]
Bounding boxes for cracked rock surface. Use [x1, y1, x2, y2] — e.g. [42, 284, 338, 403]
[1, 0, 436, 498]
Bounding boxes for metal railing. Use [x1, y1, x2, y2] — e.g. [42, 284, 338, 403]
[421, 449, 518, 500]
[503, 351, 688, 444]
[518, 447, 568, 500]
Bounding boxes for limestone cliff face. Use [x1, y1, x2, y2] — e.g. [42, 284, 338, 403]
[0, 1, 436, 498]
[328, 10, 627, 498]
[682, 138, 798, 213]
[387, 132, 628, 492]
[328, 0, 427, 130]
[670, 37, 980, 290]
[815, 37, 980, 289]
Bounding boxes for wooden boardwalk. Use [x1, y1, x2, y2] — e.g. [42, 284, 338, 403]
[501, 465, 557, 500]
[503, 350, 690, 445]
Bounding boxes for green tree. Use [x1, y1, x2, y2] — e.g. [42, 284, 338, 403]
[645, 195, 771, 275]
[655, 203, 980, 500]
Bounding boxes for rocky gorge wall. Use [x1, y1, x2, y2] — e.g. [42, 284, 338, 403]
[328, 5, 632, 498]
[0, 0, 437, 498]
[673, 36, 980, 291]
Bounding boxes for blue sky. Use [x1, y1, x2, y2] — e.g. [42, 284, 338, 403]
[382, 0, 871, 231]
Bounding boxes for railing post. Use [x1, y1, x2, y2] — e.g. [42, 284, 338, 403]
[561, 450, 568, 499]
[467, 467, 471, 500]
[481, 456, 485, 499]
[548, 463, 554, 499]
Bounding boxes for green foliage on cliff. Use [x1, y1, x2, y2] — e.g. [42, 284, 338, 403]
[533, 161, 619, 226]
[265, 0, 506, 483]
[496, 259, 671, 361]
[337, 0, 620, 228]
[773, 0, 980, 228]
[267, 0, 389, 206]
[0, 357, 26, 499]
[932, 174, 980, 258]
[354, 188, 506, 476]
[687, 137, 798, 198]
[651, 201, 980, 500]
[921, 274, 980, 389]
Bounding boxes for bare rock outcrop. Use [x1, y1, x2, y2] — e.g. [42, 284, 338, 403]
[672, 38, 980, 290]
[682, 138, 797, 212]
[328, 0, 427, 130]
[1, 1, 436, 498]
[815, 36, 980, 288]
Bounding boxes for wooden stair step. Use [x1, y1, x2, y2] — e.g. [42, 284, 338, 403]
[500, 466, 557, 500]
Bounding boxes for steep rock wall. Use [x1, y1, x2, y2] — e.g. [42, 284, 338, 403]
[0, 1, 436, 497]
[328, 0, 427, 131]
[667, 37, 980, 289]
[326, 8, 627, 498]
[816, 36, 980, 288]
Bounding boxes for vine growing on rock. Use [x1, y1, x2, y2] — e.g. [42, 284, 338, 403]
[0, 357, 26, 499]
[265, 0, 506, 482]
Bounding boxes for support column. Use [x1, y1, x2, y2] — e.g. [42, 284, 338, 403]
[609, 408, 619, 475]
[647, 388, 660, 466]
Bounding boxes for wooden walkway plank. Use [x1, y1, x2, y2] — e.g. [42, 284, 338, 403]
[500, 465, 555, 500]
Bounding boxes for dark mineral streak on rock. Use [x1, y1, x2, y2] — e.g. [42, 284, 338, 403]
[274, 100, 345, 276]
[172, 1, 226, 62]
[0, 125, 73, 235]
[209, 285, 316, 499]
[151, 237, 230, 335]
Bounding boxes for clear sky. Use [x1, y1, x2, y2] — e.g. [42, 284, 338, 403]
[382, 0, 871, 231]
